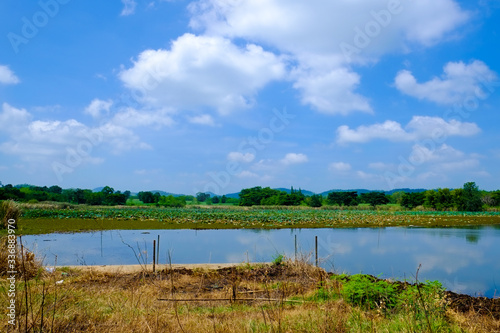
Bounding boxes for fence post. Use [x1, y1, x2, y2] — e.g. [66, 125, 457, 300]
[157, 235, 160, 265]
[153, 239, 156, 273]
[294, 235, 297, 262]
[315, 236, 318, 267]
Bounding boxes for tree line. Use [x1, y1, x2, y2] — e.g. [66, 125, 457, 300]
[237, 182, 499, 212]
[1, 181, 499, 212]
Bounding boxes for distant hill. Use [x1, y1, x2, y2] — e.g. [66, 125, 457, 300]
[274, 188, 316, 196]
[86, 186, 428, 198]
[223, 187, 428, 199]
[319, 188, 428, 196]
[93, 188, 185, 197]
[384, 188, 427, 195]
[223, 192, 241, 199]
[143, 190, 185, 197]
[319, 189, 372, 196]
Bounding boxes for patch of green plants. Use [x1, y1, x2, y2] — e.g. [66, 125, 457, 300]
[340, 274, 399, 310]
[271, 253, 284, 266]
[335, 273, 448, 332]
[338, 274, 444, 311]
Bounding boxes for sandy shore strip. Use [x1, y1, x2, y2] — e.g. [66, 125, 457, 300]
[49, 263, 270, 273]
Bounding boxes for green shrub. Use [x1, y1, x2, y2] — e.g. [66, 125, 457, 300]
[272, 253, 284, 266]
[341, 274, 398, 310]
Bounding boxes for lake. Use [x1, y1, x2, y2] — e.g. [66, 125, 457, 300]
[22, 226, 500, 298]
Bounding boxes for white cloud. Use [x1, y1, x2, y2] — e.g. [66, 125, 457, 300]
[0, 103, 151, 168]
[0, 103, 31, 134]
[409, 143, 465, 164]
[227, 152, 255, 163]
[187, 114, 216, 126]
[368, 162, 393, 170]
[336, 116, 480, 144]
[0, 65, 20, 85]
[189, 0, 469, 56]
[111, 107, 174, 128]
[329, 162, 351, 172]
[120, 33, 286, 114]
[84, 99, 113, 118]
[394, 60, 498, 104]
[281, 153, 308, 165]
[188, 0, 470, 115]
[120, 0, 137, 16]
[236, 170, 259, 178]
[293, 68, 372, 115]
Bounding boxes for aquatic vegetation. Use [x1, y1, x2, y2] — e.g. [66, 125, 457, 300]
[10, 205, 500, 235]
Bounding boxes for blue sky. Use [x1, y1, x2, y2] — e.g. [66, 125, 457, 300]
[0, 0, 499, 195]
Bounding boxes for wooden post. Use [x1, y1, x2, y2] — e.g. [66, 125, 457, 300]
[315, 236, 318, 267]
[157, 235, 160, 265]
[153, 239, 156, 273]
[294, 235, 297, 262]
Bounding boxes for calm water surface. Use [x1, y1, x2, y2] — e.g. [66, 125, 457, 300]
[23, 226, 500, 298]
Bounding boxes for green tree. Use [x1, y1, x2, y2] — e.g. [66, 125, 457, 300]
[326, 191, 358, 206]
[400, 192, 425, 210]
[159, 195, 186, 207]
[48, 185, 63, 194]
[239, 187, 281, 206]
[196, 192, 210, 202]
[307, 194, 323, 207]
[138, 191, 155, 204]
[423, 190, 438, 209]
[359, 192, 389, 207]
[462, 182, 483, 212]
[435, 188, 453, 211]
[491, 190, 500, 206]
[389, 191, 405, 205]
[452, 188, 466, 211]
[101, 186, 114, 195]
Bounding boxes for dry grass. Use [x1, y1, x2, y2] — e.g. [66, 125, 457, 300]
[1, 258, 499, 332]
[1, 200, 21, 229]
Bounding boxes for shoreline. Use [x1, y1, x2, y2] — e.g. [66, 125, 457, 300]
[51, 263, 268, 273]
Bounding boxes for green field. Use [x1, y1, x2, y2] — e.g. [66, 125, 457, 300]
[7, 204, 500, 235]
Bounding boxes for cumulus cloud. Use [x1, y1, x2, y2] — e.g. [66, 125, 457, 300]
[189, 0, 469, 55]
[394, 60, 498, 104]
[119, 33, 286, 114]
[293, 68, 372, 115]
[281, 153, 308, 165]
[227, 151, 255, 163]
[329, 162, 352, 172]
[120, 0, 137, 16]
[336, 116, 480, 144]
[0, 103, 151, 168]
[187, 0, 469, 115]
[187, 114, 216, 126]
[0, 103, 31, 134]
[0, 65, 20, 85]
[111, 107, 174, 128]
[84, 99, 113, 118]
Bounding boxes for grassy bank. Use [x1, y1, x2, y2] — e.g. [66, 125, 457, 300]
[5, 203, 500, 235]
[1, 261, 499, 332]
